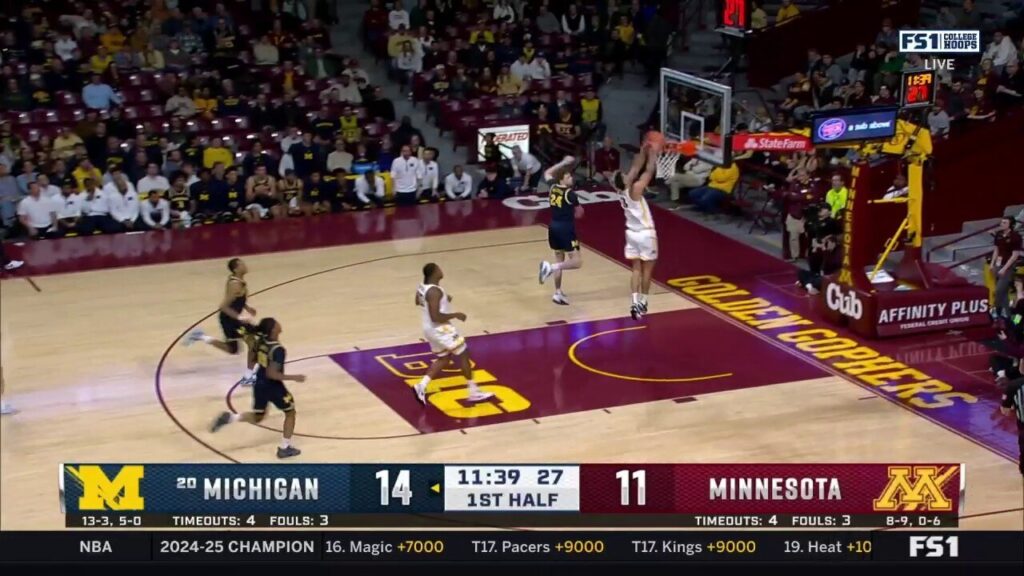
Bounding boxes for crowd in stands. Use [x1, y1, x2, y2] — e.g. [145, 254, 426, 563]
[366, 0, 679, 176]
[0, 0, 454, 240]
[656, 1, 1023, 314]
[0, 0, 688, 241]
[663, 3, 1024, 222]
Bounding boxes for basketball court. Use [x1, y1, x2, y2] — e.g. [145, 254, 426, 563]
[1, 71, 1021, 532]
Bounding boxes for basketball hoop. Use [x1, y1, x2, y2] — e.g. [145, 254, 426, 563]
[655, 141, 696, 179]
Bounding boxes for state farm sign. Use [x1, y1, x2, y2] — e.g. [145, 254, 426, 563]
[478, 124, 530, 161]
[732, 133, 812, 152]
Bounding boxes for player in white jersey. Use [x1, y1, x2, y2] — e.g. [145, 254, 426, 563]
[613, 142, 659, 320]
[412, 263, 494, 404]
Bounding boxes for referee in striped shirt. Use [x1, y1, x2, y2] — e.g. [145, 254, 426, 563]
[1000, 376, 1024, 476]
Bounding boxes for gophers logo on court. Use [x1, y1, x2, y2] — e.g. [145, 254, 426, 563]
[872, 465, 957, 512]
[64, 464, 145, 511]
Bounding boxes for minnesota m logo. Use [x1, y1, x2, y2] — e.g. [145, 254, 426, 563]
[873, 465, 957, 511]
[68, 465, 145, 510]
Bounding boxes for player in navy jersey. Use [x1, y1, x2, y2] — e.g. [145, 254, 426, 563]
[210, 317, 306, 459]
[538, 156, 584, 305]
[184, 258, 259, 386]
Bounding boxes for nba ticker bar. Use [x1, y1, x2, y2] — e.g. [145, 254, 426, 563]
[2, 531, 1022, 564]
[61, 463, 963, 528]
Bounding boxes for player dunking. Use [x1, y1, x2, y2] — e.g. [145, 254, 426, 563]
[211, 317, 305, 459]
[412, 263, 494, 404]
[614, 142, 660, 320]
[538, 155, 584, 305]
[184, 258, 258, 386]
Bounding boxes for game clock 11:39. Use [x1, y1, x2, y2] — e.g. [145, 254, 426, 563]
[901, 69, 937, 109]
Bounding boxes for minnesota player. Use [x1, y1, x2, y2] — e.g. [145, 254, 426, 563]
[184, 258, 259, 386]
[614, 140, 660, 320]
[210, 317, 305, 459]
[412, 263, 494, 404]
[537, 155, 584, 305]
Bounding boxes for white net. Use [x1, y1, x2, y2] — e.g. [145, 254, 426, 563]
[655, 150, 681, 179]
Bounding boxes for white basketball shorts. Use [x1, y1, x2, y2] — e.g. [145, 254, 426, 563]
[625, 229, 658, 261]
[424, 324, 466, 357]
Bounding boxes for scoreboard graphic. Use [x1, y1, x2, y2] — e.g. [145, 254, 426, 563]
[61, 463, 964, 528]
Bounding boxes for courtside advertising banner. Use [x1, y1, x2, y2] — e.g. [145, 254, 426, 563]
[477, 124, 530, 161]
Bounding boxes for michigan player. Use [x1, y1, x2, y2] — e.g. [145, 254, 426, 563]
[278, 169, 304, 217]
[184, 258, 259, 386]
[412, 263, 494, 404]
[167, 174, 192, 228]
[615, 142, 660, 320]
[244, 165, 282, 220]
[538, 155, 584, 305]
[210, 317, 305, 459]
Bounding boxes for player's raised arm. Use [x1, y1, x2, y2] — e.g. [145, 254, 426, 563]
[621, 145, 648, 190]
[543, 155, 575, 182]
[631, 143, 659, 199]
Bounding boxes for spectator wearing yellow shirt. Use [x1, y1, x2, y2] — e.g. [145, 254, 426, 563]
[614, 15, 635, 45]
[194, 87, 217, 119]
[387, 26, 414, 59]
[579, 88, 603, 139]
[469, 27, 495, 45]
[203, 137, 234, 169]
[100, 25, 127, 53]
[496, 65, 524, 96]
[89, 45, 115, 75]
[281, 61, 299, 94]
[72, 158, 103, 191]
[689, 162, 740, 213]
[751, 1, 768, 29]
[776, 0, 800, 25]
[53, 126, 84, 159]
[824, 173, 849, 217]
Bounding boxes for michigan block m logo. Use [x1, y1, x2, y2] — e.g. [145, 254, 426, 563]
[70, 465, 145, 510]
[873, 465, 956, 511]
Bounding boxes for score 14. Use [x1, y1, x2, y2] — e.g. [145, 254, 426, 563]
[376, 469, 413, 506]
[616, 469, 646, 506]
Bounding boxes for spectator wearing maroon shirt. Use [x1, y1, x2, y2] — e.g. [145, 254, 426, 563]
[592, 137, 621, 183]
[992, 216, 1023, 318]
[780, 169, 821, 260]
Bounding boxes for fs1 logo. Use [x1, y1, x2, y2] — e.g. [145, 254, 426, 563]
[909, 536, 959, 558]
[898, 30, 980, 53]
[825, 283, 863, 320]
[66, 465, 145, 510]
[873, 465, 956, 512]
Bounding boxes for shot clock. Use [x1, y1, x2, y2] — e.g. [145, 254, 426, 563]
[901, 69, 937, 110]
[718, 0, 752, 36]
